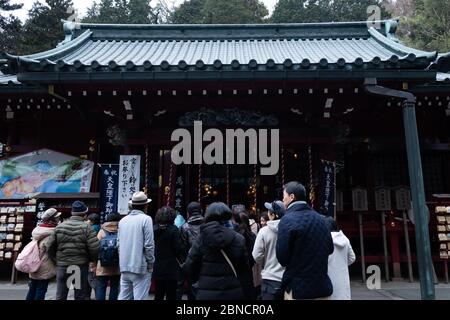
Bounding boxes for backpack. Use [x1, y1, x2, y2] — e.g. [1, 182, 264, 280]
[15, 240, 42, 274]
[99, 230, 119, 267]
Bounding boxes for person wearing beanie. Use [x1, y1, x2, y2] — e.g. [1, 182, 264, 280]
[25, 208, 61, 300]
[183, 202, 253, 300]
[47, 201, 99, 300]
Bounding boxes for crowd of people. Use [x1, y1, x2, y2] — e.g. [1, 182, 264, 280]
[22, 181, 355, 301]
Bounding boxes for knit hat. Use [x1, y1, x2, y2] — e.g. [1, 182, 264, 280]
[72, 201, 88, 216]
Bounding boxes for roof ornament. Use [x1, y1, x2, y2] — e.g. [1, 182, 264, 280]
[384, 19, 399, 43]
[58, 18, 80, 47]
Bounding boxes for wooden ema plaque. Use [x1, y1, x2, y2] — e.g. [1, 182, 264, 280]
[375, 188, 392, 211]
[395, 187, 411, 211]
[352, 188, 368, 211]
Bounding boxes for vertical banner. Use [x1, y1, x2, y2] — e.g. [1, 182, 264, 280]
[99, 164, 119, 223]
[118, 155, 141, 215]
[318, 160, 335, 217]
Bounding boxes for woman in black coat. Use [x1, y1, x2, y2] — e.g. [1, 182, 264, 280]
[153, 206, 185, 300]
[183, 202, 253, 300]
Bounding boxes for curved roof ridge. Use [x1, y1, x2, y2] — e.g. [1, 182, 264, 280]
[4, 30, 92, 62]
[368, 27, 437, 60]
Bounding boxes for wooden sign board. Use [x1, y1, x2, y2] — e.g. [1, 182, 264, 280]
[375, 188, 392, 211]
[352, 188, 368, 211]
[395, 187, 411, 210]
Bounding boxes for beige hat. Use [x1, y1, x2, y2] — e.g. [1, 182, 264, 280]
[41, 208, 62, 222]
[129, 191, 152, 205]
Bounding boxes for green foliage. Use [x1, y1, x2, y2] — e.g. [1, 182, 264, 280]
[271, 0, 388, 23]
[169, 0, 268, 24]
[83, 0, 156, 24]
[0, 0, 23, 54]
[408, 0, 450, 52]
[20, 0, 73, 54]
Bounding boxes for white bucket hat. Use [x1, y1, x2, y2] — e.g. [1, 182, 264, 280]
[129, 191, 152, 205]
[41, 208, 62, 222]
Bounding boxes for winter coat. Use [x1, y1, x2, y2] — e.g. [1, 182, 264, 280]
[180, 214, 204, 250]
[118, 210, 154, 275]
[153, 223, 184, 281]
[47, 216, 99, 267]
[276, 202, 334, 299]
[96, 222, 120, 277]
[29, 226, 56, 280]
[328, 231, 356, 300]
[252, 220, 285, 283]
[183, 221, 253, 300]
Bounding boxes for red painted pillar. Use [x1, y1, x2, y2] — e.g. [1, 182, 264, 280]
[390, 230, 402, 279]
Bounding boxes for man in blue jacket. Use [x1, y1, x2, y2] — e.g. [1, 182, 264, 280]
[276, 181, 334, 300]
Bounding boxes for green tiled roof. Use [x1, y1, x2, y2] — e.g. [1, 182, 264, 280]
[2, 19, 449, 82]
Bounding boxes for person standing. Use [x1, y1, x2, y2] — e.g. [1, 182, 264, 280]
[233, 210, 257, 299]
[179, 202, 204, 300]
[87, 213, 101, 299]
[153, 206, 184, 300]
[95, 213, 122, 301]
[25, 208, 60, 300]
[325, 217, 356, 300]
[118, 191, 154, 300]
[276, 181, 334, 300]
[260, 211, 269, 229]
[252, 201, 286, 300]
[47, 201, 99, 300]
[183, 202, 253, 300]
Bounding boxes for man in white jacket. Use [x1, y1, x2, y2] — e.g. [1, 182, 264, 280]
[325, 217, 356, 300]
[118, 192, 155, 300]
[252, 201, 286, 300]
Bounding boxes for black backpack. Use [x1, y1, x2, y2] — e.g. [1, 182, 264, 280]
[99, 230, 119, 267]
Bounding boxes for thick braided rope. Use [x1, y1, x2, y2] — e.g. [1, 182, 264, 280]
[308, 145, 315, 207]
[167, 160, 174, 206]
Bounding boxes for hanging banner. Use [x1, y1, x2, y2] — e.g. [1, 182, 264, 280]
[318, 160, 335, 217]
[0, 148, 94, 199]
[118, 155, 141, 214]
[99, 164, 119, 223]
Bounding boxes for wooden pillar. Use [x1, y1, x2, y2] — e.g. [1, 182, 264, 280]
[381, 212, 390, 282]
[359, 213, 366, 283]
[390, 230, 402, 279]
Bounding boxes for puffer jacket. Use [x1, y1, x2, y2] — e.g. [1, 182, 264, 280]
[96, 222, 120, 277]
[183, 221, 253, 300]
[29, 226, 56, 280]
[48, 216, 99, 266]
